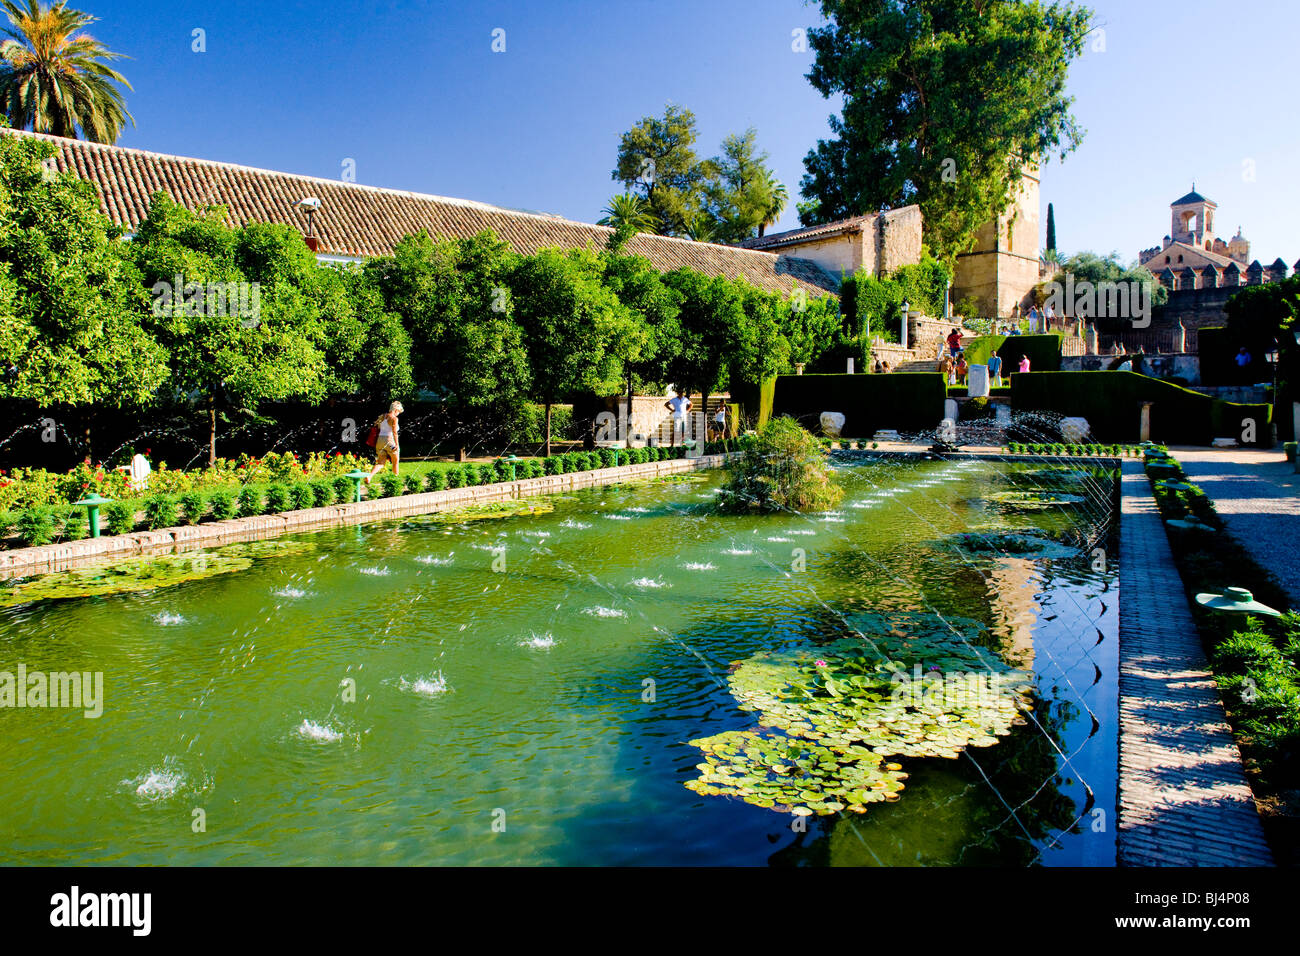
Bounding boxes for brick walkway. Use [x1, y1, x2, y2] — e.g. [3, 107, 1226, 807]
[1116, 459, 1273, 865]
[1171, 447, 1300, 606]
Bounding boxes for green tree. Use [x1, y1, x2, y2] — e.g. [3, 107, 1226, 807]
[0, 0, 133, 143]
[1045, 202, 1057, 252]
[363, 230, 528, 438]
[130, 194, 328, 465]
[613, 103, 714, 238]
[511, 247, 633, 454]
[0, 134, 166, 457]
[704, 128, 785, 244]
[661, 269, 744, 400]
[799, 0, 1093, 261]
[599, 251, 681, 438]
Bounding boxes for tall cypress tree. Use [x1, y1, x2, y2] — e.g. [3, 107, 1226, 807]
[1046, 203, 1057, 253]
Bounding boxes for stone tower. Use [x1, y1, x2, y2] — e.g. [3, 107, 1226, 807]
[1170, 186, 1216, 250]
[951, 164, 1041, 318]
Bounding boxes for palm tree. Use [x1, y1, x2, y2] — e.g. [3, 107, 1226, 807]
[597, 193, 653, 233]
[0, 0, 133, 143]
[758, 177, 787, 237]
[682, 210, 718, 244]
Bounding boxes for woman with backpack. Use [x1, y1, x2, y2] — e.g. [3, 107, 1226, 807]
[366, 401, 403, 483]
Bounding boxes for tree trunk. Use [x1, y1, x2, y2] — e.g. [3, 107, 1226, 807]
[83, 407, 94, 464]
[208, 397, 217, 468]
[544, 401, 552, 458]
[626, 371, 634, 446]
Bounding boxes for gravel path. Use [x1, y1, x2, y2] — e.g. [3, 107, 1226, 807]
[1171, 447, 1300, 605]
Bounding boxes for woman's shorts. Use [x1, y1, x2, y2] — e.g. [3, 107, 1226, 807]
[375, 437, 398, 463]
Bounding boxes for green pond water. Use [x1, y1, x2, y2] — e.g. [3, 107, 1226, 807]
[0, 456, 1119, 866]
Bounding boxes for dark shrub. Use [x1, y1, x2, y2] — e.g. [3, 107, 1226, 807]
[17, 507, 55, 546]
[445, 467, 466, 489]
[104, 501, 136, 535]
[544, 456, 563, 475]
[493, 459, 514, 483]
[476, 464, 495, 485]
[61, 507, 87, 541]
[425, 469, 448, 492]
[237, 487, 263, 517]
[310, 479, 335, 507]
[208, 489, 237, 521]
[403, 473, 422, 495]
[179, 492, 206, 525]
[289, 483, 315, 510]
[526, 459, 544, 478]
[459, 464, 480, 487]
[333, 475, 356, 503]
[143, 494, 177, 529]
[377, 473, 402, 498]
[265, 484, 292, 513]
[0, 510, 16, 539]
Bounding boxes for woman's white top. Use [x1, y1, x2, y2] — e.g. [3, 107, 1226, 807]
[378, 418, 397, 439]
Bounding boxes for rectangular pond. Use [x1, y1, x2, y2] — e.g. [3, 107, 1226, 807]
[0, 455, 1119, 866]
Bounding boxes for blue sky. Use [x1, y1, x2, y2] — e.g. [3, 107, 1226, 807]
[90, 0, 1297, 266]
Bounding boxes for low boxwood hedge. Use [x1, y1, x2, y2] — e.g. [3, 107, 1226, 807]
[765, 372, 947, 436]
[1011, 370, 1272, 446]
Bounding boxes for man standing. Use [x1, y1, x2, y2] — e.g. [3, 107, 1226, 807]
[987, 349, 1003, 388]
[665, 389, 692, 445]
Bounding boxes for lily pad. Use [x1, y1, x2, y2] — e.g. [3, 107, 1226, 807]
[685, 612, 1034, 817]
[0, 553, 252, 609]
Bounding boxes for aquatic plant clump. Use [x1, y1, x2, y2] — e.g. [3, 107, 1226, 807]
[0, 554, 252, 608]
[719, 416, 843, 514]
[985, 490, 1086, 511]
[686, 617, 1034, 816]
[936, 531, 1081, 559]
[0, 540, 316, 609]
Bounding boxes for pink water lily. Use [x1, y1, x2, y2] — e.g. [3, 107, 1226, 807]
[815, 660, 828, 668]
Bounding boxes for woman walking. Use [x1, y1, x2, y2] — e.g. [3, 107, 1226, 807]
[367, 401, 404, 483]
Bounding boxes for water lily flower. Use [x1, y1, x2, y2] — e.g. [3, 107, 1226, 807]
[815, 659, 828, 668]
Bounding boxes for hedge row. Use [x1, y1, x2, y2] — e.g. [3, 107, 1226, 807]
[762, 372, 946, 436]
[0, 446, 721, 547]
[1011, 371, 1273, 446]
[962, 332, 1063, 373]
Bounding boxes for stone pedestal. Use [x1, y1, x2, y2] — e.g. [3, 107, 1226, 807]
[944, 398, 959, 421]
[995, 403, 1012, 425]
[1140, 402, 1153, 442]
[968, 364, 990, 397]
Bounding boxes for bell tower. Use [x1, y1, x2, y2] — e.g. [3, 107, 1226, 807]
[1170, 185, 1216, 250]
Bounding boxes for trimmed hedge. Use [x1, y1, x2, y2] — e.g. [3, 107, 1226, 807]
[1011, 371, 1273, 446]
[963, 332, 1062, 373]
[764, 372, 946, 436]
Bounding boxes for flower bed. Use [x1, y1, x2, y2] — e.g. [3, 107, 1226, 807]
[0, 443, 739, 550]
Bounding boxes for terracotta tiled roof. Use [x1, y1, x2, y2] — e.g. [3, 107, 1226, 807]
[2, 128, 838, 297]
[738, 214, 875, 250]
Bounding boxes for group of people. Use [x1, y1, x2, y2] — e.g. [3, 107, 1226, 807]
[936, 327, 1025, 387]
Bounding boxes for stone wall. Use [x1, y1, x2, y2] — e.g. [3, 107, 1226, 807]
[0, 455, 728, 578]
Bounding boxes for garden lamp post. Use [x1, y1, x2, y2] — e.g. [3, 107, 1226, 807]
[900, 299, 910, 350]
[345, 470, 370, 503]
[1195, 587, 1281, 618]
[73, 492, 112, 538]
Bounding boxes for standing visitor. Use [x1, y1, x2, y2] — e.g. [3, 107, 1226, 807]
[665, 390, 692, 444]
[955, 352, 969, 385]
[946, 328, 962, 357]
[712, 404, 727, 440]
[1028, 305, 1041, 333]
[987, 349, 1003, 387]
[1018, 355, 1031, 374]
[366, 401, 404, 483]
[938, 352, 953, 384]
